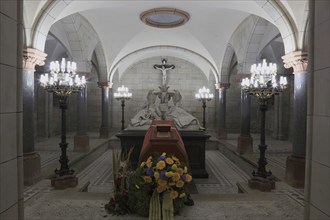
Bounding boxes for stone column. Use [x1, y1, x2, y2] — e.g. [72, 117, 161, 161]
[282, 51, 308, 188]
[98, 82, 112, 138]
[273, 93, 285, 140]
[236, 74, 253, 154]
[217, 82, 230, 139]
[74, 87, 90, 152]
[22, 48, 47, 185]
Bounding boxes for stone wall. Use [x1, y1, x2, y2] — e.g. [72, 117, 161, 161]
[111, 56, 217, 131]
[305, 1, 330, 219]
[0, 1, 24, 219]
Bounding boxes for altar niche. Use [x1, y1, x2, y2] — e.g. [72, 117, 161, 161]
[117, 59, 210, 178]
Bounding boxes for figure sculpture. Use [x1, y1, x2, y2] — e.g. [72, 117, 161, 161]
[153, 59, 175, 87]
[129, 59, 203, 130]
[130, 90, 161, 126]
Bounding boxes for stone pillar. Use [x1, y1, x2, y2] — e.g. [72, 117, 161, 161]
[217, 82, 230, 139]
[74, 87, 90, 152]
[22, 48, 47, 185]
[98, 82, 112, 138]
[282, 51, 308, 188]
[273, 93, 285, 140]
[236, 74, 253, 154]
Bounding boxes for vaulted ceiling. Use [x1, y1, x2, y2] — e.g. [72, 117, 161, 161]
[24, 0, 308, 81]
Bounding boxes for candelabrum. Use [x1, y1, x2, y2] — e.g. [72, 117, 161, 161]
[241, 59, 287, 191]
[195, 86, 214, 129]
[114, 85, 132, 130]
[39, 58, 86, 187]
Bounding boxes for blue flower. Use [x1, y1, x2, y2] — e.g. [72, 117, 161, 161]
[158, 155, 166, 161]
[160, 170, 168, 180]
[181, 175, 186, 182]
[146, 167, 153, 176]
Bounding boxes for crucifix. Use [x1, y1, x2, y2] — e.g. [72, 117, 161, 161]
[153, 59, 175, 87]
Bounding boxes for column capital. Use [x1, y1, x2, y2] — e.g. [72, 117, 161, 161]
[215, 82, 231, 90]
[220, 82, 230, 89]
[22, 48, 47, 70]
[282, 51, 308, 72]
[97, 81, 113, 89]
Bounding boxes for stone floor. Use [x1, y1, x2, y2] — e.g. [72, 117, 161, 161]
[24, 132, 305, 220]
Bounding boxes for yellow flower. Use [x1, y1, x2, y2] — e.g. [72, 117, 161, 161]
[140, 162, 146, 168]
[171, 164, 177, 171]
[166, 157, 174, 165]
[176, 168, 183, 175]
[167, 186, 173, 192]
[154, 171, 160, 180]
[143, 176, 152, 183]
[179, 193, 186, 198]
[146, 160, 152, 168]
[172, 156, 179, 163]
[157, 179, 167, 187]
[156, 160, 166, 170]
[157, 185, 166, 193]
[176, 180, 184, 188]
[183, 166, 188, 174]
[185, 174, 192, 183]
[169, 181, 176, 186]
[162, 152, 166, 156]
[172, 172, 180, 182]
[165, 171, 174, 177]
[170, 190, 178, 199]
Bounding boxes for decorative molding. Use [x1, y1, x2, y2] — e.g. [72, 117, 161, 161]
[97, 81, 113, 89]
[282, 51, 308, 72]
[22, 48, 47, 70]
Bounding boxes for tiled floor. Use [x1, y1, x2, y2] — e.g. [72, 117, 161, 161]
[24, 132, 305, 219]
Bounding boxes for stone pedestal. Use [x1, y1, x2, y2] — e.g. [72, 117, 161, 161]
[23, 152, 42, 185]
[237, 135, 253, 154]
[248, 176, 275, 192]
[51, 175, 78, 190]
[284, 155, 305, 188]
[74, 134, 90, 152]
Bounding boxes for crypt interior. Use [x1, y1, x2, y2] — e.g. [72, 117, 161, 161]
[0, 0, 329, 219]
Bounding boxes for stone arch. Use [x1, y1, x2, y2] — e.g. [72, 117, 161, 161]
[220, 45, 235, 83]
[108, 46, 220, 86]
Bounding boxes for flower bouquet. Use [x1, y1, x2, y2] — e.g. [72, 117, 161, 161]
[127, 152, 193, 217]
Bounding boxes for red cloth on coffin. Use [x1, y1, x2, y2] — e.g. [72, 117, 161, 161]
[138, 120, 189, 165]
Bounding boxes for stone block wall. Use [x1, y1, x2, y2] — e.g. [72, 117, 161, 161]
[111, 57, 217, 131]
[0, 1, 24, 219]
[305, 1, 330, 219]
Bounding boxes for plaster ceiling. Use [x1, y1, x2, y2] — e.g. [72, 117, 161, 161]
[52, 1, 275, 75]
[24, 0, 308, 79]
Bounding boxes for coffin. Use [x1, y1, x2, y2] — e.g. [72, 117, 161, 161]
[138, 120, 189, 165]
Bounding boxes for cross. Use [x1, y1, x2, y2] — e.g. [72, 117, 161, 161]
[153, 59, 175, 87]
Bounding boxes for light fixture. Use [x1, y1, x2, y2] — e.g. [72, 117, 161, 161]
[114, 85, 132, 130]
[241, 59, 287, 99]
[195, 86, 214, 129]
[40, 58, 86, 97]
[39, 58, 86, 189]
[241, 59, 287, 191]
